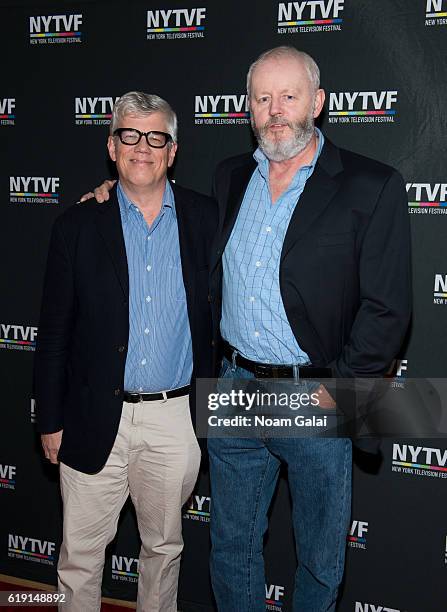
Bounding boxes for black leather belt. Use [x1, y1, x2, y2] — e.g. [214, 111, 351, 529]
[223, 342, 332, 379]
[123, 385, 190, 403]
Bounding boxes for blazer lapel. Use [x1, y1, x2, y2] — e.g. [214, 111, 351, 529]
[281, 138, 344, 262]
[171, 182, 199, 311]
[95, 188, 129, 297]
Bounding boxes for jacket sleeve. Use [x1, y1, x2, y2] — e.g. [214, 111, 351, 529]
[330, 169, 412, 377]
[34, 217, 75, 433]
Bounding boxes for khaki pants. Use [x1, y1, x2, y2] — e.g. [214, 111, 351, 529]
[58, 395, 201, 612]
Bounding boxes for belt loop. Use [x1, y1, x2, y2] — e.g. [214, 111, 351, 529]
[293, 364, 299, 385]
[231, 349, 238, 372]
[132, 404, 137, 425]
[161, 390, 168, 403]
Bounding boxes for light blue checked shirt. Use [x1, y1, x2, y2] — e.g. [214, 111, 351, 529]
[117, 181, 192, 392]
[221, 129, 324, 365]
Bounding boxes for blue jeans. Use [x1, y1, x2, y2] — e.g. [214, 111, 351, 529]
[208, 358, 352, 612]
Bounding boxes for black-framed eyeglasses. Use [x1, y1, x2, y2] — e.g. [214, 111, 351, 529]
[113, 128, 172, 148]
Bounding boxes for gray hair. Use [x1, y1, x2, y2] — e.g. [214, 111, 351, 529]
[246, 46, 320, 99]
[110, 91, 178, 143]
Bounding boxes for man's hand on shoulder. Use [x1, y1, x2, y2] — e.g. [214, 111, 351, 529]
[79, 179, 116, 203]
[41, 430, 63, 464]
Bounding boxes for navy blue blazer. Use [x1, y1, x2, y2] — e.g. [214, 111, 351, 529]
[34, 183, 217, 473]
[209, 138, 412, 450]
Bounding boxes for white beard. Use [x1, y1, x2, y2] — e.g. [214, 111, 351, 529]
[252, 113, 315, 162]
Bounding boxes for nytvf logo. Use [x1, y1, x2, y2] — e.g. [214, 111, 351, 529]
[147, 8, 206, 40]
[426, 0, 447, 26]
[75, 96, 120, 125]
[183, 494, 211, 522]
[0, 323, 37, 351]
[29, 14, 83, 44]
[392, 443, 447, 478]
[434, 274, 447, 304]
[407, 183, 447, 215]
[347, 520, 368, 549]
[328, 91, 397, 124]
[0, 464, 16, 490]
[8, 534, 55, 565]
[355, 604, 400, 612]
[265, 584, 285, 611]
[0, 98, 15, 125]
[277, 1, 343, 33]
[194, 95, 249, 125]
[9, 177, 60, 204]
[111, 555, 139, 582]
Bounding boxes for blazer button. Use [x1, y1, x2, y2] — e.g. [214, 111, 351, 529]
[114, 388, 121, 396]
[118, 345, 125, 353]
[208, 294, 213, 303]
[211, 340, 215, 347]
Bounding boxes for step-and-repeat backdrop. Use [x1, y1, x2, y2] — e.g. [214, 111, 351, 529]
[1, 1, 447, 610]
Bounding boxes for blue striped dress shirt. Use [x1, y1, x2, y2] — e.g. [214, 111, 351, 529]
[117, 181, 192, 392]
[221, 129, 324, 365]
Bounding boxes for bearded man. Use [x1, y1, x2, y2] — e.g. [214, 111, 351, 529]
[207, 46, 411, 611]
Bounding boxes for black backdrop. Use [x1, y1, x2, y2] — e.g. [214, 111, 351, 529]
[1, 1, 447, 610]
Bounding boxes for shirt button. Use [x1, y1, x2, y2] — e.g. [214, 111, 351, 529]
[266, 226, 272, 232]
[255, 261, 261, 267]
[146, 296, 151, 302]
[141, 358, 147, 365]
[144, 328, 150, 334]
[147, 235, 152, 241]
[146, 265, 151, 271]
[249, 296, 255, 302]
[254, 331, 260, 337]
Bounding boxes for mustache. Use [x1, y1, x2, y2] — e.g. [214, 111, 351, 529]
[263, 117, 291, 129]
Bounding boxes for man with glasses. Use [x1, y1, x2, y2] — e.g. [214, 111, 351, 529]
[34, 91, 217, 612]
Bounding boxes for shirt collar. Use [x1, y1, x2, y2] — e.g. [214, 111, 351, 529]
[117, 180, 176, 223]
[253, 127, 325, 181]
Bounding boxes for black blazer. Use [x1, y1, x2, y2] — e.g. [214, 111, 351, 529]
[210, 138, 411, 379]
[34, 183, 217, 473]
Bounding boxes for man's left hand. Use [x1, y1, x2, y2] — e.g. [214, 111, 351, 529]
[41, 430, 63, 464]
[315, 385, 336, 409]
